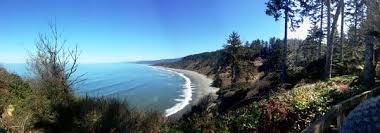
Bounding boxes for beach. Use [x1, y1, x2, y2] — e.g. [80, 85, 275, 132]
[152, 66, 219, 118]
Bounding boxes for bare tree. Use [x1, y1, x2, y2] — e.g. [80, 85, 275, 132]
[28, 21, 83, 97]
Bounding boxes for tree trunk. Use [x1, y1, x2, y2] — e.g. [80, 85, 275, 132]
[340, 0, 345, 62]
[325, 0, 332, 79]
[354, 0, 358, 45]
[231, 50, 237, 85]
[296, 45, 300, 65]
[351, 0, 359, 58]
[319, 0, 324, 59]
[363, 35, 375, 87]
[325, 0, 343, 79]
[281, 0, 289, 82]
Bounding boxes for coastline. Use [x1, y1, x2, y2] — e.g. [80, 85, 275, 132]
[151, 66, 219, 118]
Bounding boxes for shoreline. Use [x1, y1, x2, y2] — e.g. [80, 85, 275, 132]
[151, 66, 219, 118]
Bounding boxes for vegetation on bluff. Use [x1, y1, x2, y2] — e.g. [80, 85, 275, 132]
[159, 0, 380, 131]
[0, 23, 164, 132]
[159, 30, 372, 132]
[1, 0, 380, 132]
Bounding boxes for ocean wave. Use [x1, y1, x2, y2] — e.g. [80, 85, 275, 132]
[150, 66, 194, 117]
[164, 72, 193, 117]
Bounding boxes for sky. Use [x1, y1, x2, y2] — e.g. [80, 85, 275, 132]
[0, 0, 309, 63]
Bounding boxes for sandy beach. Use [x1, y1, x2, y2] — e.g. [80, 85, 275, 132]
[168, 68, 219, 104]
[153, 66, 219, 118]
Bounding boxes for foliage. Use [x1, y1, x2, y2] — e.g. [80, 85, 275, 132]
[0, 68, 165, 132]
[265, 0, 303, 30]
[258, 90, 292, 132]
[290, 82, 333, 132]
[291, 82, 332, 110]
[330, 75, 358, 84]
[42, 97, 163, 132]
[0, 69, 52, 132]
[225, 102, 261, 131]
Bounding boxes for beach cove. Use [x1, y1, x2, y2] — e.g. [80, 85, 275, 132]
[152, 66, 219, 117]
[3, 63, 219, 117]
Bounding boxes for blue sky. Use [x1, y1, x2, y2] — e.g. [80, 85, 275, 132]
[0, 0, 291, 63]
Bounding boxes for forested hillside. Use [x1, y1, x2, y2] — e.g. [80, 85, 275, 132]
[160, 0, 380, 132]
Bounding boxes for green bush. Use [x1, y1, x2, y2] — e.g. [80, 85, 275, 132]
[330, 75, 358, 84]
[232, 103, 261, 131]
[290, 82, 333, 132]
[36, 97, 164, 132]
[0, 70, 52, 132]
[291, 83, 331, 110]
[259, 90, 292, 129]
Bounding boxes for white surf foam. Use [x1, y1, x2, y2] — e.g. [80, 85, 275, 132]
[149, 66, 194, 117]
[164, 72, 193, 117]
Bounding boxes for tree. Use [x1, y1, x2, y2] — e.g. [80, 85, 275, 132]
[363, 35, 375, 86]
[324, 0, 344, 79]
[28, 21, 83, 103]
[304, 26, 321, 62]
[340, 0, 345, 62]
[319, 0, 325, 59]
[346, 0, 366, 46]
[300, 0, 326, 59]
[266, 0, 303, 82]
[267, 37, 284, 71]
[224, 32, 243, 85]
[362, 0, 380, 86]
[250, 39, 264, 56]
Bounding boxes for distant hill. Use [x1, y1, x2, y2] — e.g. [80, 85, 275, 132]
[156, 51, 222, 77]
[131, 58, 182, 65]
[157, 49, 263, 89]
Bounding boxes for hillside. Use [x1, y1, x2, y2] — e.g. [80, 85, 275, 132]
[157, 51, 221, 77]
[131, 58, 181, 65]
[157, 48, 265, 89]
[157, 32, 379, 132]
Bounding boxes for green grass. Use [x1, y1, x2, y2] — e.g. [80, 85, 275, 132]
[330, 75, 358, 83]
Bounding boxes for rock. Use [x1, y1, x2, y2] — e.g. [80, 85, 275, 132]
[341, 96, 380, 133]
[5, 105, 15, 117]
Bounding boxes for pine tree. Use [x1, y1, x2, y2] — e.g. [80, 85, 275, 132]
[224, 32, 242, 85]
[266, 0, 303, 82]
[346, 0, 366, 46]
[300, 0, 326, 59]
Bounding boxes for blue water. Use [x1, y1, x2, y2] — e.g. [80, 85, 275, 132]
[2, 63, 187, 114]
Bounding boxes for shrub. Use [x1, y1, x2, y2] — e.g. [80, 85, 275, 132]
[292, 83, 329, 110]
[329, 85, 369, 104]
[258, 90, 293, 132]
[38, 97, 164, 132]
[290, 82, 332, 132]
[232, 102, 261, 131]
[0, 68, 166, 132]
[0, 69, 52, 132]
[211, 102, 261, 132]
[330, 75, 358, 84]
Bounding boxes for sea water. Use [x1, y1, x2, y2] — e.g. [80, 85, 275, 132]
[2, 63, 192, 116]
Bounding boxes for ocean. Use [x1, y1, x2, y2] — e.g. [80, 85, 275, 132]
[2, 63, 192, 116]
